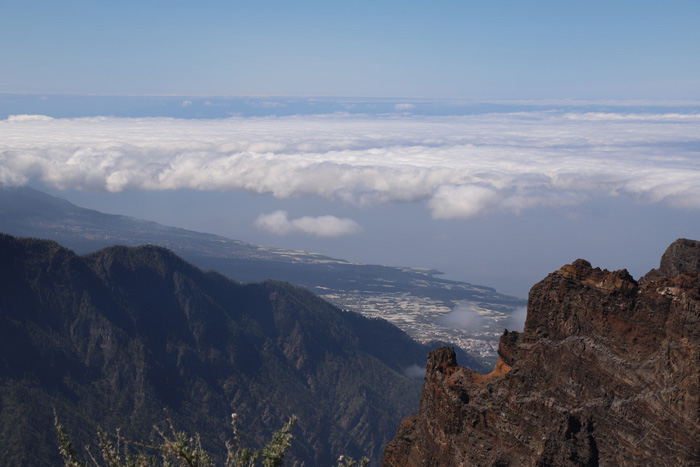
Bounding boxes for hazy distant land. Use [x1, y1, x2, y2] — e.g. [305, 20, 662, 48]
[0, 186, 524, 361]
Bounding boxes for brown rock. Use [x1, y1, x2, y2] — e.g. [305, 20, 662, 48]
[639, 238, 700, 285]
[382, 240, 700, 467]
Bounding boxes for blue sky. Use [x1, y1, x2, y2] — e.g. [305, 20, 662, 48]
[2, 1, 699, 98]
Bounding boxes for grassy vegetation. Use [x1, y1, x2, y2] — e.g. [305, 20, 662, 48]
[55, 412, 368, 467]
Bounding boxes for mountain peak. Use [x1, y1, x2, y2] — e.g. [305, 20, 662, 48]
[640, 238, 700, 285]
[87, 243, 198, 278]
[383, 239, 700, 466]
[0, 234, 444, 465]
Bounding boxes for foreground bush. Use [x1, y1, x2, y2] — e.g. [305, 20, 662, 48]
[55, 411, 368, 467]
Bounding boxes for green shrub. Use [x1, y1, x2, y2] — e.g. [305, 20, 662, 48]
[55, 411, 368, 467]
[55, 411, 295, 467]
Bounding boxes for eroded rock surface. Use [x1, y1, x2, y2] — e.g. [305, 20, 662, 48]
[383, 239, 700, 466]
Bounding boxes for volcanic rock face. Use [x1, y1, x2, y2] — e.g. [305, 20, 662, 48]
[383, 239, 700, 466]
[639, 238, 700, 285]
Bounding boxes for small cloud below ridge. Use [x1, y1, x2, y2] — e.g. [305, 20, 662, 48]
[254, 210, 363, 237]
[435, 302, 485, 331]
[503, 306, 527, 333]
[403, 364, 426, 379]
[435, 303, 527, 334]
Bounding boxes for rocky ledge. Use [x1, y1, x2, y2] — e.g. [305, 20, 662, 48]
[382, 239, 700, 466]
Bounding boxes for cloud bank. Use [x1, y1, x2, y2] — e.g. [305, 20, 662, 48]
[255, 211, 362, 237]
[1, 110, 699, 219]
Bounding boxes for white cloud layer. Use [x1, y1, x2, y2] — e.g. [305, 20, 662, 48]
[255, 211, 363, 237]
[1, 110, 700, 219]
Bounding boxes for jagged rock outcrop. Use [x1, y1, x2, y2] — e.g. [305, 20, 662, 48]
[383, 239, 700, 466]
[639, 238, 700, 285]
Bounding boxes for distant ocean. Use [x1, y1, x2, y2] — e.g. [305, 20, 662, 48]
[2, 94, 700, 119]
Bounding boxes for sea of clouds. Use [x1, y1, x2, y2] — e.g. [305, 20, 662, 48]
[2, 110, 699, 229]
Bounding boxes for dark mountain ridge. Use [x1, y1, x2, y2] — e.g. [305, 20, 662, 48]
[0, 233, 485, 465]
[0, 186, 509, 298]
[383, 238, 700, 466]
[0, 186, 524, 360]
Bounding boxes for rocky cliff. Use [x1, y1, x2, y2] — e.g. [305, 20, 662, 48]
[383, 239, 700, 466]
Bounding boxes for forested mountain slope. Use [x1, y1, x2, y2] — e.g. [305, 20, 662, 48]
[0, 233, 484, 465]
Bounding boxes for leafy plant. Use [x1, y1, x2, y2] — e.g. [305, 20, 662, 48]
[55, 412, 298, 467]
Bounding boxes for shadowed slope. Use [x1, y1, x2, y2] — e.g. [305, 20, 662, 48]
[0, 233, 472, 466]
